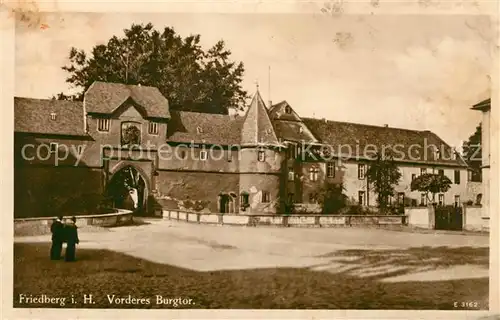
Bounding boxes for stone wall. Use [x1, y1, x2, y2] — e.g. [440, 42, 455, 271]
[405, 206, 433, 229]
[155, 171, 239, 213]
[463, 205, 489, 232]
[14, 166, 104, 218]
[14, 209, 132, 236]
[162, 210, 407, 227]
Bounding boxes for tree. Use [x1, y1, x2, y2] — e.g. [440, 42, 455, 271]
[318, 182, 347, 214]
[366, 152, 402, 212]
[410, 173, 452, 204]
[462, 123, 482, 181]
[56, 23, 248, 114]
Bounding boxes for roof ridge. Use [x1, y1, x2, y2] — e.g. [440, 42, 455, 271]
[302, 117, 429, 134]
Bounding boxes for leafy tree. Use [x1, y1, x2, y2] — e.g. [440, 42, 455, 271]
[410, 173, 452, 204]
[56, 23, 248, 114]
[462, 123, 482, 181]
[366, 152, 402, 212]
[318, 182, 347, 214]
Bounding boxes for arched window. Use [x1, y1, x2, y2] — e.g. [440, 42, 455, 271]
[476, 193, 483, 205]
[285, 106, 292, 114]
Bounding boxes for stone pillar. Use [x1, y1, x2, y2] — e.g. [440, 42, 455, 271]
[428, 204, 435, 229]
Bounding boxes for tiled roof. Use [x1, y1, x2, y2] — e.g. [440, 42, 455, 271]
[84, 81, 170, 118]
[14, 97, 87, 136]
[269, 100, 302, 122]
[241, 90, 281, 146]
[302, 118, 467, 166]
[273, 120, 319, 143]
[167, 110, 243, 145]
[471, 98, 490, 111]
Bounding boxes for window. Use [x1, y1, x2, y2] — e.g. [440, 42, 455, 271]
[50, 112, 56, 120]
[97, 118, 110, 132]
[420, 168, 427, 175]
[397, 192, 405, 205]
[454, 195, 460, 207]
[438, 169, 444, 176]
[227, 150, 232, 162]
[420, 193, 427, 206]
[411, 174, 416, 181]
[438, 194, 445, 206]
[454, 170, 461, 184]
[240, 193, 249, 206]
[287, 192, 294, 203]
[49, 142, 58, 153]
[299, 126, 303, 134]
[358, 164, 366, 179]
[288, 167, 295, 181]
[77, 145, 84, 155]
[476, 194, 483, 205]
[179, 150, 187, 160]
[148, 121, 159, 135]
[200, 150, 208, 161]
[434, 149, 440, 160]
[257, 150, 265, 162]
[285, 106, 292, 114]
[261, 191, 270, 203]
[327, 162, 335, 178]
[358, 191, 365, 205]
[258, 150, 266, 162]
[309, 166, 319, 181]
[287, 144, 296, 159]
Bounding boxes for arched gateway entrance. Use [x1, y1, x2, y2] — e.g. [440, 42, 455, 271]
[106, 165, 149, 214]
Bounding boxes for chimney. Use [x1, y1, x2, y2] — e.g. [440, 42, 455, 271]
[268, 100, 272, 108]
[384, 124, 388, 128]
[322, 118, 327, 123]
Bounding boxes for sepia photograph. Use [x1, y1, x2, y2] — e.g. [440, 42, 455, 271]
[3, 0, 499, 318]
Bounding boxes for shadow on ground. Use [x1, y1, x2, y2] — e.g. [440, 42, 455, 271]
[13, 242, 488, 310]
[312, 246, 489, 280]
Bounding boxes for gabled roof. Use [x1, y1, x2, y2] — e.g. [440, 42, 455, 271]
[167, 110, 243, 145]
[471, 98, 490, 111]
[269, 101, 319, 143]
[14, 97, 87, 136]
[302, 118, 467, 167]
[84, 81, 170, 118]
[240, 90, 280, 146]
[269, 100, 302, 122]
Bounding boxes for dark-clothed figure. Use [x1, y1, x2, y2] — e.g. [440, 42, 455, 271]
[50, 216, 64, 260]
[64, 217, 80, 262]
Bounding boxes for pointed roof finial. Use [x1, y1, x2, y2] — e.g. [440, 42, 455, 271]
[254, 79, 259, 91]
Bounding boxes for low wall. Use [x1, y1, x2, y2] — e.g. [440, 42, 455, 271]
[405, 206, 433, 229]
[14, 209, 133, 236]
[463, 205, 489, 232]
[162, 210, 406, 227]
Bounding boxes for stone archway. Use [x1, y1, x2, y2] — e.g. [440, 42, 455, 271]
[106, 165, 149, 214]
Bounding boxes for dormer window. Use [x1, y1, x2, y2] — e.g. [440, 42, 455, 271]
[197, 126, 203, 134]
[148, 121, 159, 135]
[50, 112, 57, 120]
[285, 106, 292, 114]
[97, 118, 110, 132]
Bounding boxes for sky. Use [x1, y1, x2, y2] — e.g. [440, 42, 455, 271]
[15, 10, 493, 149]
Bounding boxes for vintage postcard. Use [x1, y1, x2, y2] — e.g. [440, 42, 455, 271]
[1, 0, 499, 319]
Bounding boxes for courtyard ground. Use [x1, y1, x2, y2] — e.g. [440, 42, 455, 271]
[14, 219, 489, 309]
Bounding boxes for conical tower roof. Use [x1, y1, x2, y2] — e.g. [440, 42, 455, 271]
[241, 88, 280, 146]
